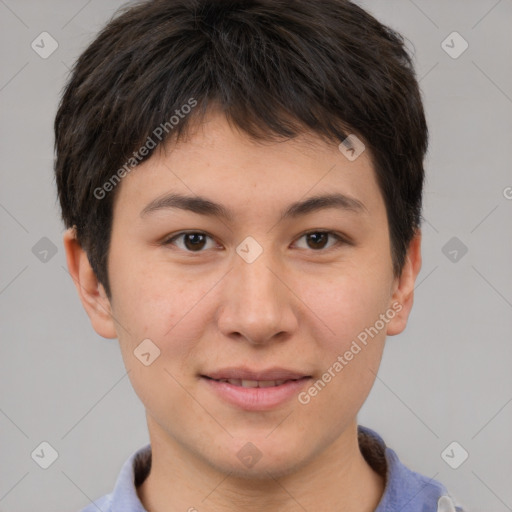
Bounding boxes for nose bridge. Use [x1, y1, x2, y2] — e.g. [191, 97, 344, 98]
[217, 239, 296, 343]
[237, 247, 279, 303]
[234, 241, 282, 313]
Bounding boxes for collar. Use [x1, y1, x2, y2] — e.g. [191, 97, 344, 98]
[105, 426, 461, 512]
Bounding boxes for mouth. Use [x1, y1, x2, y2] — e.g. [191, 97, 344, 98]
[201, 375, 310, 388]
[200, 367, 312, 411]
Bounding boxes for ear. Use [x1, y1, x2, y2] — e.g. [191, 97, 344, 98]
[62, 227, 117, 339]
[386, 229, 422, 336]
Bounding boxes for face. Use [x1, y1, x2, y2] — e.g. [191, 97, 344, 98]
[67, 110, 420, 479]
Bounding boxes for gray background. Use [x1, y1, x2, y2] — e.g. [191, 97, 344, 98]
[1, 1, 511, 511]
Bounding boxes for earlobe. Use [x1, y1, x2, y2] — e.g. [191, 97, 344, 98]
[386, 229, 422, 336]
[62, 227, 118, 339]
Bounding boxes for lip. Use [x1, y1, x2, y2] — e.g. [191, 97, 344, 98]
[200, 367, 312, 411]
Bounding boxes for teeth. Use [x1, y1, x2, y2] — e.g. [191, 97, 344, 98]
[259, 380, 277, 388]
[222, 379, 291, 388]
[240, 379, 259, 388]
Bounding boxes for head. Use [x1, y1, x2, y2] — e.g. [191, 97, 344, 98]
[56, 0, 425, 479]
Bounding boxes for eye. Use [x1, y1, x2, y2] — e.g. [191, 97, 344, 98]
[163, 230, 348, 253]
[294, 230, 348, 251]
[163, 231, 218, 252]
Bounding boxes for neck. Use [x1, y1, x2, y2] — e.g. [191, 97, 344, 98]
[137, 418, 384, 512]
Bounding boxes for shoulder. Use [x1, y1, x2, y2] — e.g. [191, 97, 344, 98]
[358, 425, 467, 512]
[75, 443, 151, 512]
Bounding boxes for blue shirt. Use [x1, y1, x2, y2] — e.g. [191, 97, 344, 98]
[78, 426, 465, 512]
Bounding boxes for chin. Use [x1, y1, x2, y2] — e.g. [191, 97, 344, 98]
[205, 437, 313, 480]
[218, 454, 307, 481]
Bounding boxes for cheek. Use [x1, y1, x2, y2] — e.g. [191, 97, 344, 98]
[297, 273, 389, 428]
[110, 253, 185, 334]
[303, 264, 392, 354]
[111, 267, 203, 423]
[295, 263, 392, 423]
[110, 258, 215, 373]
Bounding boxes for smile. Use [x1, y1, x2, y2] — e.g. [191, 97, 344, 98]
[205, 377, 304, 388]
[200, 372, 312, 411]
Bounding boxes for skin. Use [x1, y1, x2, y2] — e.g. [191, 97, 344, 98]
[64, 109, 422, 512]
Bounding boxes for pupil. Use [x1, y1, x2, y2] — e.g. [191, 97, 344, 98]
[308, 232, 327, 249]
[185, 233, 205, 250]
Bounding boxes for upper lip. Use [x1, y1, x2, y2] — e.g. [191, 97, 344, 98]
[202, 367, 311, 381]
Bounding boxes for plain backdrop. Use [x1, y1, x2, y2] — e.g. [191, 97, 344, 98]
[1, 1, 511, 511]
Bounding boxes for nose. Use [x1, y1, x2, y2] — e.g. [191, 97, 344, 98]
[216, 247, 298, 346]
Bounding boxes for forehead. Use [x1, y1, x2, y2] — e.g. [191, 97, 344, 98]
[112, 110, 384, 224]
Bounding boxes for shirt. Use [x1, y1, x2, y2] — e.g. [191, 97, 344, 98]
[78, 425, 465, 512]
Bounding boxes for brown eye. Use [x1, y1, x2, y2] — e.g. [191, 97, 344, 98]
[164, 232, 216, 252]
[294, 231, 346, 251]
[306, 232, 329, 250]
[163, 230, 348, 254]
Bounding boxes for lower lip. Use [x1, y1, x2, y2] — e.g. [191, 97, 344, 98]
[201, 377, 311, 411]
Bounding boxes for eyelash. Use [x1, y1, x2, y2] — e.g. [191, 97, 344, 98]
[162, 230, 350, 253]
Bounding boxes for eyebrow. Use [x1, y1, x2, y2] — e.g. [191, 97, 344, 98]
[140, 192, 368, 222]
